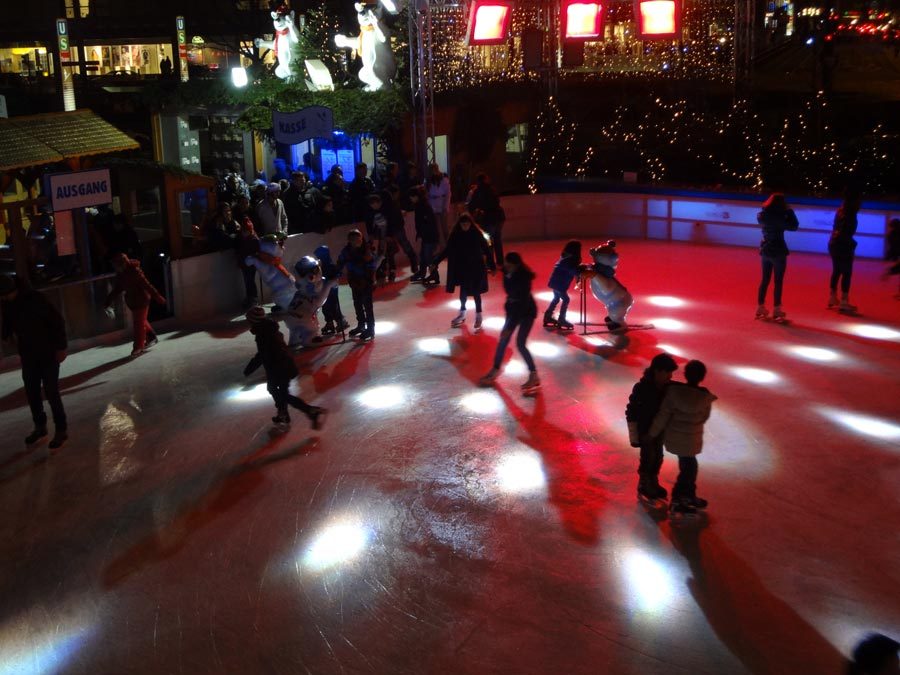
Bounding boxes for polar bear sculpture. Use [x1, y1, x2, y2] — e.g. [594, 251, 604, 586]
[581, 240, 634, 331]
[334, 0, 398, 91]
[256, 5, 299, 80]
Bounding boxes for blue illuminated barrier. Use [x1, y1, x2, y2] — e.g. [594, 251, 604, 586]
[499, 190, 898, 259]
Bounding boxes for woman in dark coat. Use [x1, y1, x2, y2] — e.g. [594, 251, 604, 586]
[431, 213, 495, 331]
[755, 192, 799, 321]
[829, 189, 862, 312]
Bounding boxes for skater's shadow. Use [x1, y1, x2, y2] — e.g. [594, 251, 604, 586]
[565, 331, 658, 367]
[372, 278, 410, 302]
[102, 436, 318, 588]
[430, 327, 499, 385]
[666, 524, 845, 675]
[0, 356, 132, 414]
[493, 386, 610, 545]
[414, 286, 450, 308]
[163, 321, 250, 342]
[304, 341, 373, 395]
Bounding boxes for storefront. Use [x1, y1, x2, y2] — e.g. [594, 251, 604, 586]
[74, 42, 174, 76]
[0, 44, 54, 77]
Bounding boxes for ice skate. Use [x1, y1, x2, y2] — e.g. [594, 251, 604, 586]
[637, 479, 668, 510]
[473, 312, 483, 333]
[130, 347, 144, 357]
[542, 310, 558, 328]
[338, 318, 350, 330]
[25, 426, 48, 446]
[557, 317, 574, 330]
[388, 271, 396, 284]
[521, 372, 541, 396]
[686, 495, 708, 509]
[669, 498, 698, 520]
[422, 267, 441, 287]
[359, 329, 375, 342]
[409, 271, 425, 283]
[145, 334, 158, 349]
[838, 294, 858, 314]
[48, 430, 68, 451]
[827, 292, 840, 309]
[307, 406, 327, 430]
[321, 321, 335, 336]
[451, 310, 466, 328]
[755, 304, 769, 319]
[348, 324, 365, 337]
[478, 368, 499, 387]
[772, 305, 787, 322]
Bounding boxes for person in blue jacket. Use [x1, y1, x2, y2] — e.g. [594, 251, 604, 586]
[543, 239, 582, 329]
[314, 245, 349, 335]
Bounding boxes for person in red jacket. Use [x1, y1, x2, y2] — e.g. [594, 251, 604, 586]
[105, 253, 166, 357]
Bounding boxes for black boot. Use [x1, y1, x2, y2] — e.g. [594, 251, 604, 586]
[48, 429, 68, 450]
[25, 426, 48, 445]
[542, 309, 557, 327]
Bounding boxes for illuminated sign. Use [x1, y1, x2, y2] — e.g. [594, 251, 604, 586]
[466, 1, 514, 45]
[176, 15, 189, 81]
[563, 1, 604, 40]
[56, 17, 75, 111]
[48, 169, 112, 211]
[634, 0, 680, 39]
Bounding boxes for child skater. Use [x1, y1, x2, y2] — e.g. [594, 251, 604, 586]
[479, 252, 540, 394]
[105, 253, 166, 357]
[314, 245, 349, 335]
[543, 239, 582, 329]
[626, 352, 679, 503]
[243, 306, 326, 429]
[408, 186, 439, 285]
[648, 359, 717, 516]
[337, 229, 377, 342]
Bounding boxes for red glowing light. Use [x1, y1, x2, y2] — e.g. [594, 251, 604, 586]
[634, 0, 680, 39]
[466, 0, 514, 45]
[563, 1, 604, 40]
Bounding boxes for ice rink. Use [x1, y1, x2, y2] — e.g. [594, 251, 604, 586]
[1, 239, 898, 674]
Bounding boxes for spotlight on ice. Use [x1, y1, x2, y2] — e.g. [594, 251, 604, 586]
[647, 295, 686, 308]
[656, 343, 685, 357]
[846, 324, 900, 341]
[535, 291, 556, 302]
[357, 385, 407, 409]
[417, 337, 451, 356]
[504, 359, 527, 375]
[622, 549, 676, 614]
[731, 366, 779, 384]
[787, 345, 839, 362]
[819, 407, 900, 441]
[228, 382, 270, 401]
[496, 452, 546, 494]
[459, 391, 503, 414]
[302, 521, 370, 572]
[650, 317, 686, 331]
[483, 317, 506, 331]
[375, 321, 398, 335]
[528, 341, 561, 358]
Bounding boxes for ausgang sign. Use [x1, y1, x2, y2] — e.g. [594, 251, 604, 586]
[48, 169, 112, 211]
[273, 106, 334, 145]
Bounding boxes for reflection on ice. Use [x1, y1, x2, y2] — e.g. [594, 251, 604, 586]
[417, 337, 451, 356]
[787, 345, 840, 362]
[622, 549, 676, 614]
[100, 403, 140, 485]
[528, 341, 561, 358]
[730, 366, 780, 385]
[0, 616, 95, 675]
[357, 385, 408, 409]
[459, 391, 503, 414]
[375, 321, 398, 335]
[818, 407, 900, 442]
[647, 295, 686, 308]
[302, 521, 370, 572]
[650, 317, 686, 331]
[656, 343, 685, 357]
[701, 405, 776, 478]
[845, 324, 900, 341]
[496, 451, 546, 494]
[228, 382, 270, 402]
[503, 359, 527, 375]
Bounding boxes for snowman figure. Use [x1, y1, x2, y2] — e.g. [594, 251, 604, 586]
[334, 0, 398, 91]
[256, 4, 300, 79]
[580, 240, 634, 331]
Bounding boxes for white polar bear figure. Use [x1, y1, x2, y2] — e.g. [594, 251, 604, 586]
[582, 240, 634, 331]
[255, 5, 299, 80]
[245, 235, 300, 332]
[288, 256, 339, 347]
[334, 0, 398, 91]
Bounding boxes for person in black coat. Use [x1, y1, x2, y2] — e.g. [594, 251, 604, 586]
[466, 173, 505, 268]
[479, 252, 540, 392]
[243, 306, 326, 428]
[625, 352, 679, 501]
[755, 193, 799, 320]
[829, 189, 863, 312]
[348, 163, 376, 225]
[0, 275, 69, 448]
[408, 186, 438, 283]
[431, 213, 495, 330]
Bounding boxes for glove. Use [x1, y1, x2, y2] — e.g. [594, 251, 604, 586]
[627, 422, 641, 448]
[104, 306, 116, 320]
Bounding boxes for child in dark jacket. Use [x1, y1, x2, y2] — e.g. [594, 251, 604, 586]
[336, 229, 377, 342]
[105, 253, 166, 357]
[409, 186, 439, 283]
[543, 239, 582, 329]
[625, 352, 679, 501]
[479, 252, 540, 393]
[243, 306, 326, 428]
[314, 245, 349, 335]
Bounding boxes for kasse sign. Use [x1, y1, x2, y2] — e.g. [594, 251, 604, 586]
[48, 169, 112, 211]
[273, 106, 334, 145]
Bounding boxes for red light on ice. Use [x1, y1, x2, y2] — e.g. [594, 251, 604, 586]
[563, 1, 604, 40]
[467, 1, 514, 45]
[635, 0, 679, 39]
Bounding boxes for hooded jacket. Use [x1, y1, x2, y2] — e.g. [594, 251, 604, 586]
[106, 257, 165, 310]
[648, 382, 717, 457]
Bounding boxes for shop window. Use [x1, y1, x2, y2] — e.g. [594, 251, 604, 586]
[176, 189, 209, 239]
[0, 46, 52, 77]
[81, 43, 173, 75]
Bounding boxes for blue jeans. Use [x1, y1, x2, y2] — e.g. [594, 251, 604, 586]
[758, 255, 786, 305]
[547, 289, 570, 319]
[493, 315, 536, 372]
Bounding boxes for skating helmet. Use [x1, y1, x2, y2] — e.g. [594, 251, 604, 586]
[294, 255, 323, 298]
[590, 240, 619, 271]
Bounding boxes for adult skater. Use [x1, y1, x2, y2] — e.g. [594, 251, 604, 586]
[105, 253, 166, 357]
[466, 173, 505, 269]
[243, 306, 326, 429]
[884, 218, 900, 298]
[648, 360, 717, 516]
[755, 193, 800, 321]
[479, 252, 540, 394]
[626, 352, 679, 503]
[828, 189, 863, 312]
[0, 275, 69, 449]
[426, 163, 452, 248]
[430, 213, 495, 331]
[408, 186, 439, 284]
[543, 239, 582, 329]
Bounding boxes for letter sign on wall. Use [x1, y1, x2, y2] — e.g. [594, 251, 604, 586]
[273, 106, 334, 145]
[48, 169, 113, 211]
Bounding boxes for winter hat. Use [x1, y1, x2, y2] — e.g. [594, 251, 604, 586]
[246, 306, 267, 323]
[0, 274, 16, 295]
[266, 182, 282, 194]
[314, 244, 332, 263]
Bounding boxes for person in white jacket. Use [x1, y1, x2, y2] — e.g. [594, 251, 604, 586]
[426, 163, 451, 248]
[648, 360, 717, 515]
